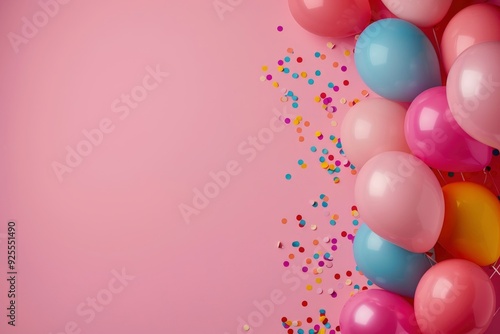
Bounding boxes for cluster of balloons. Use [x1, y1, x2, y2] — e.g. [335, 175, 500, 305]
[288, 1, 500, 333]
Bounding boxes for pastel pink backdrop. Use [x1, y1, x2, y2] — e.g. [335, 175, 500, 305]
[0, 0, 499, 333]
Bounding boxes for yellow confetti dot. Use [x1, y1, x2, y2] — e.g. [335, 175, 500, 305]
[354, 98, 360, 103]
[340, 98, 347, 104]
[243, 324, 250, 331]
[277, 66, 284, 72]
[344, 50, 351, 56]
[315, 131, 322, 137]
[326, 42, 335, 49]
[297, 115, 303, 121]
[300, 71, 307, 78]
[328, 164, 335, 170]
[300, 162, 307, 167]
[320, 162, 329, 169]
[314, 96, 321, 102]
[331, 120, 338, 127]
[261, 65, 268, 71]
[293, 119, 300, 125]
[316, 278, 322, 284]
[272, 81, 279, 88]
[319, 329, 326, 334]
[306, 284, 313, 291]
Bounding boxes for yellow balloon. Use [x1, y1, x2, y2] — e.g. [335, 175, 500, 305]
[438, 182, 500, 266]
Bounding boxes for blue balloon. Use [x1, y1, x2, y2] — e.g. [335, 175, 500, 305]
[354, 18, 441, 102]
[353, 224, 433, 297]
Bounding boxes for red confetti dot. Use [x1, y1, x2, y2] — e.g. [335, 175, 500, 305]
[307, 317, 313, 323]
[301, 300, 308, 307]
[336, 326, 341, 331]
[328, 155, 334, 161]
[341, 231, 347, 237]
[343, 80, 349, 86]
[287, 329, 294, 334]
[281, 317, 287, 322]
[320, 92, 327, 98]
[346, 270, 352, 277]
[334, 273, 341, 279]
[299, 247, 305, 253]
[296, 214, 302, 221]
[297, 57, 303, 63]
[351, 206, 358, 210]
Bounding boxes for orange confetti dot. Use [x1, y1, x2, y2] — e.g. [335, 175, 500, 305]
[281, 218, 287, 224]
[306, 258, 312, 264]
[351, 170, 357, 175]
[327, 113, 333, 119]
[287, 47, 294, 54]
[298, 136, 305, 142]
[332, 62, 339, 68]
[304, 121, 310, 127]
[289, 253, 295, 259]
[296, 127, 302, 133]
[362, 89, 369, 97]
[320, 54, 326, 60]
[312, 239, 319, 245]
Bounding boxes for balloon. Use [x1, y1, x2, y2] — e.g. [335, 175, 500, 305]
[438, 182, 500, 266]
[341, 98, 411, 169]
[340, 289, 421, 334]
[353, 224, 433, 297]
[354, 151, 444, 253]
[381, 0, 452, 27]
[404, 86, 492, 172]
[441, 4, 500, 73]
[355, 19, 441, 102]
[447, 41, 500, 149]
[288, 0, 371, 38]
[414, 259, 496, 334]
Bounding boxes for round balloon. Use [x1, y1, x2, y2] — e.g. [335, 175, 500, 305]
[439, 182, 500, 266]
[405, 86, 492, 172]
[288, 0, 371, 38]
[340, 289, 421, 334]
[447, 41, 500, 149]
[414, 259, 496, 334]
[341, 98, 410, 169]
[354, 151, 444, 253]
[355, 19, 441, 102]
[381, 0, 452, 27]
[353, 224, 433, 297]
[441, 4, 500, 73]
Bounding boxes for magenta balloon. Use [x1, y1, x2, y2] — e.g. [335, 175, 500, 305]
[447, 41, 500, 149]
[288, 0, 371, 38]
[414, 259, 496, 334]
[340, 289, 421, 334]
[354, 151, 444, 253]
[405, 86, 492, 172]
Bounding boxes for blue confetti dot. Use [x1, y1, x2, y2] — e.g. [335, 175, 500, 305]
[308, 78, 314, 85]
[330, 220, 336, 226]
[493, 149, 499, 156]
[310, 146, 317, 152]
[315, 70, 321, 76]
[322, 201, 328, 208]
[314, 51, 321, 58]
[285, 173, 292, 180]
[283, 67, 290, 74]
[284, 56, 290, 62]
[328, 82, 334, 88]
[353, 219, 359, 226]
[292, 241, 300, 247]
[292, 102, 299, 108]
[319, 156, 326, 163]
[298, 159, 304, 165]
[322, 148, 328, 154]
[292, 73, 299, 79]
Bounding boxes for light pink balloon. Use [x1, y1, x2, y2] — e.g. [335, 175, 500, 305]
[288, 0, 371, 38]
[441, 4, 500, 73]
[447, 41, 500, 149]
[354, 151, 444, 253]
[414, 259, 496, 334]
[341, 98, 411, 169]
[381, 0, 452, 27]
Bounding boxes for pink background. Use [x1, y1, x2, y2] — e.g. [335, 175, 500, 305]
[0, 0, 499, 333]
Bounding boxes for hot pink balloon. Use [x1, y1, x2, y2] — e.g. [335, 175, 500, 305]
[354, 151, 444, 253]
[381, 0, 452, 27]
[447, 41, 500, 149]
[405, 86, 492, 172]
[340, 289, 421, 334]
[414, 259, 496, 334]
[441, 4, 500, 73]
[341, 98, 411, 169]
[288, 0, 371, 38]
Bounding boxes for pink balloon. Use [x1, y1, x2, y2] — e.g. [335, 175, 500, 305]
[441, 4, 500, 73]
[354, 151, 444, 253]
[341, 98, 411, 169]
[381, 0, 452, 27]
[447, 41, 500, 149]
[288, 0, 371, 38]
[405, 86, 492, 172]
[414, 259, 496, 334]
[340, 289, 421, 334]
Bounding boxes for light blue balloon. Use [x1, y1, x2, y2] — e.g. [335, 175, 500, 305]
[354, 18, 441, 102]
[353, 223, 433, 297]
